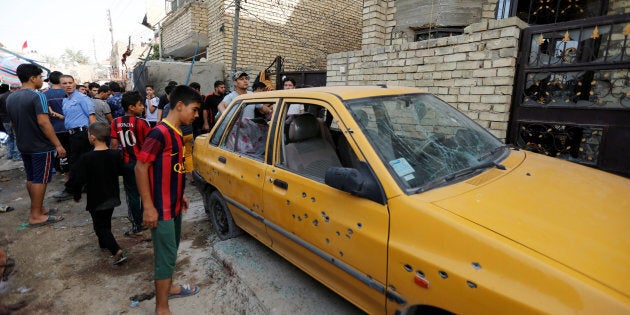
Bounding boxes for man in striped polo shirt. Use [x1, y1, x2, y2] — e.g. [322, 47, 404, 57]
[110, 91, 152, 238]
[135, 85, 202, 314]
[6, 64, 65, 227]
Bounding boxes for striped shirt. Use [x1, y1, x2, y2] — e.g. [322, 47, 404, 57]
[137, 121, 185, 221]
[110, 115, 152, 163]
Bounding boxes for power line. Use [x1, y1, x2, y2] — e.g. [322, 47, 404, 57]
[239, 6, 329, 55]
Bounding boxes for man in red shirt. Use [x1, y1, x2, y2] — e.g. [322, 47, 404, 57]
[135, 85, 202, 314]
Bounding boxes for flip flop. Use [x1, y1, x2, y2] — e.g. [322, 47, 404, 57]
[124, 231, 144, 238]
[168, 284, 199, 300]
[0, 206, 14, 213]
[43, 208, 59, 215]
[28, 215, 64, 228]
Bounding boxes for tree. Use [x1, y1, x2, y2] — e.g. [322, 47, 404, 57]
[61, 49, 90, 65]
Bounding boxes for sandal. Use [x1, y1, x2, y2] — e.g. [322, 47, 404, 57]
[124, 231, 144, 238]
[2, 258, 15, 281]
[168, 284, 199, 300]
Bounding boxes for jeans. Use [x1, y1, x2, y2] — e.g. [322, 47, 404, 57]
[122, 162, 143, 233]
[2, 122, 20, 160]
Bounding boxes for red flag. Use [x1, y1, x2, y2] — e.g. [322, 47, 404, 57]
[22, 41, 28, 49]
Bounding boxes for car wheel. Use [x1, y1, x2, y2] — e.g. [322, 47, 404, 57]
[208, 191, 243, 240]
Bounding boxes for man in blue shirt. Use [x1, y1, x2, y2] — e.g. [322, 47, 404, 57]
[44, 71, 70, 175]
[53, 74, 96, 200]
[106, 81, 125, 119]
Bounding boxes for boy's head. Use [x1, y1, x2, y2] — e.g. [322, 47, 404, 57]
[109, 81, 121, 93]
[253, 81, 266, 92]
[146, 85, 154, 96]
[168, 85, 203, 125]
[88, 122, 110, 144]
[97, 85, 110, 99]
[164, 84, 175, 101]
[121, 91, 144, 115]
[16, 64, 43, 85]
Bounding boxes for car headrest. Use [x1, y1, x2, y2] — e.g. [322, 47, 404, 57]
[288, 114, 321, 142]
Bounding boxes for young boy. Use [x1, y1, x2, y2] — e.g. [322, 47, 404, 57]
[145, 85, 159, 127]
[135, 85, 202, 314]
[110, 91, 152, 238]
[69, 122, 126, 265]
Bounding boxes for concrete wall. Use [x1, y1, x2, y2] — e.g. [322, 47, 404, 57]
[135, 60, 225, 96]
[216, 0, 363, 72]
[161, 0, 210, 58]
[328, 17, 528, 141]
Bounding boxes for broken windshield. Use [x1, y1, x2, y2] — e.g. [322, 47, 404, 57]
[346, 93, 507, 193]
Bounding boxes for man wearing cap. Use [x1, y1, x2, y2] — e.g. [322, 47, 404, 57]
[44, 71, 70, 175]
[0, 83, 22, 161]
[217, 71, 252, 114]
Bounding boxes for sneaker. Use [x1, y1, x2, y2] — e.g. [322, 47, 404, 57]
[112, 251, 127, 265]
[52, 190, 72, 201]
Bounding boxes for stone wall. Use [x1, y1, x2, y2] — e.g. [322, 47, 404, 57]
[328, 17, 528, 140]
[161, 1, 209, 56]
[211, 0, 363, 73]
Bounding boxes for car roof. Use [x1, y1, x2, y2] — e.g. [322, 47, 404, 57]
[235, 85, 427, 102]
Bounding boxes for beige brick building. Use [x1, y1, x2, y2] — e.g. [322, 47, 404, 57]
[328, 0, 630, 176]
[161, 0, 363, 74]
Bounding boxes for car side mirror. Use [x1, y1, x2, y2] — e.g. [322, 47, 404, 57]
[325, 162, 386, 204]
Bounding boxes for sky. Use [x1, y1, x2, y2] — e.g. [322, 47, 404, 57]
[0, 0, 161, 63]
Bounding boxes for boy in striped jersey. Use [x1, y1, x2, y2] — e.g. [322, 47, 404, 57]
[110, 91, 152, 238]
[135, 85, 202, 314]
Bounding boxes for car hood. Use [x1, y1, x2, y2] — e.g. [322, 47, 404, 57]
[433, 151, 630, 297]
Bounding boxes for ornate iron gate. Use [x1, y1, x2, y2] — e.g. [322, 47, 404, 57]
[509, 13, 630, 177]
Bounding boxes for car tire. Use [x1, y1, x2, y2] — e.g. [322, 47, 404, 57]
[208, 191, 243, 240]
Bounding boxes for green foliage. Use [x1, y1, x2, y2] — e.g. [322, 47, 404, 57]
[61, 49, 90, 64]
[147, 44, 160, 60]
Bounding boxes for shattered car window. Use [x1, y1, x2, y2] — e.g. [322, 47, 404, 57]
[346, 93, 507, 192]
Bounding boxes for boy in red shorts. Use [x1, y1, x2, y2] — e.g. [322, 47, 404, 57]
[135, 85, 202, 314]
[110, 91, 152, 238]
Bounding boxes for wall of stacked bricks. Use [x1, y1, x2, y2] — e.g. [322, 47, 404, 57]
[330, 0, 520, 140]
[162, 0, 363, 74]
[161, 1, 210, 55]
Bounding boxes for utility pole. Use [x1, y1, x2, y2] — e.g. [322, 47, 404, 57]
[230, 0, 241, 88]
[92, 37, 98, 65]
[107, 9, 119, 78]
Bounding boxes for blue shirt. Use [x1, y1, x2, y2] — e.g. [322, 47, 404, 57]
[107, 93, 125, 118]
[44, 88, 66, 132]
[62, 91, 95, 129]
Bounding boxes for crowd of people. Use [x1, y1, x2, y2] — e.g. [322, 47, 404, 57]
[0, 63, 299, 314]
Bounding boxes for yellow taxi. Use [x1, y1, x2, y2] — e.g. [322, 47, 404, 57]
[192, 86, 630, 314]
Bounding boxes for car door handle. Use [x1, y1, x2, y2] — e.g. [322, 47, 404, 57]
[218, 156, 227, 164]
[273, 179, 288, 190]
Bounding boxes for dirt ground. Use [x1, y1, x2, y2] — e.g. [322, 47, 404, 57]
[0, 163, 264, 314]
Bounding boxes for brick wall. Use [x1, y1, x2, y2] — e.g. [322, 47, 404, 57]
[209, 0, 362, 73]
[328, 17, 528, 140]
[162, 1, 209, 54]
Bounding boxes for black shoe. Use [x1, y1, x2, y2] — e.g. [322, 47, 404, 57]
[52, 190, 72, 201]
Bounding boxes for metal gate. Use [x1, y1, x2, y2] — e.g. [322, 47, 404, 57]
[508, 13, 630, 177]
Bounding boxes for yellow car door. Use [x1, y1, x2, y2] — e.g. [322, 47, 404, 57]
[261, 98, 390, 313]
[208, 99, 276, 244]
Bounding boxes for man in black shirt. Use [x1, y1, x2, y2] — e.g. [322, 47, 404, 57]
[202, 80, 226, 132]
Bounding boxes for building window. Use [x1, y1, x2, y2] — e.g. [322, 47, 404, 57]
[495, 0, 609, 24]
[414, 28, 464, 42]
[165, 0, 191, 13]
